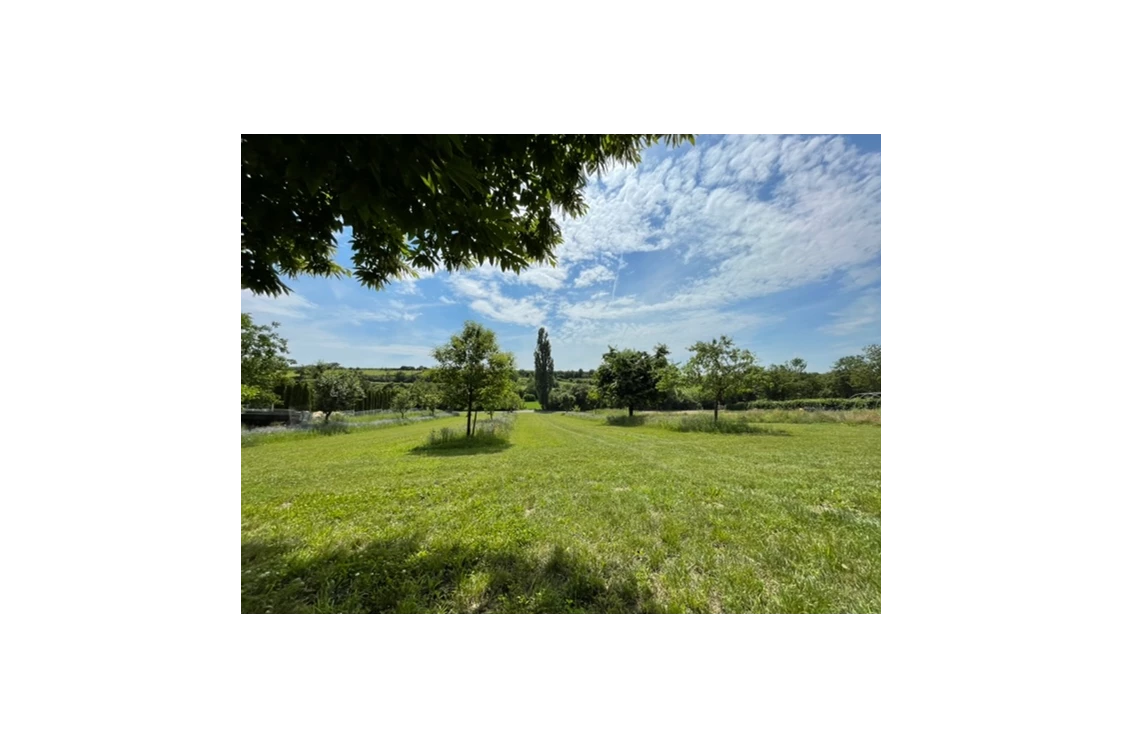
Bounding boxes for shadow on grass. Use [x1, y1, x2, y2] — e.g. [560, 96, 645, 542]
[605, 415, 648, 427]
[409, 440, 513, 456]
[242, 535, 655, 613]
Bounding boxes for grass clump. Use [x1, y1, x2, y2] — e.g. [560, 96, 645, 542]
[416, 415, 514, 452]
[663, 414, 789, 435]
[605, 414, 648, 427]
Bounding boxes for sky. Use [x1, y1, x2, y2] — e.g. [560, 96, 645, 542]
[241, 134, 881, 372]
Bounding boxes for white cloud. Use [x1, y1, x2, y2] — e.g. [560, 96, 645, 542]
[573, 265, 616, 288]
[513, 263, 568, 290]
[843, 263, 881, 289]
[820, 291, 881, 336]
[446, 273, 547, 327]
[240, 289, 317, 319]
[469, 297, 546, 327]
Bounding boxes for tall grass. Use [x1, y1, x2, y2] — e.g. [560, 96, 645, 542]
[737, 409, 880, 425]
[660, 414, 789, 435]
[241, 413, 448, 448]
[420, 414, 515, 451]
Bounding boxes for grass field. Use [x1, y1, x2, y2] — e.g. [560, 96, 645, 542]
[242, 412, 880, 613]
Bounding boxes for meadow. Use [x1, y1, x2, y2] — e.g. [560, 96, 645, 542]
[242, 411, 880, 613]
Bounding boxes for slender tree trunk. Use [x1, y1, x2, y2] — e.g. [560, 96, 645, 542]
[472, 409, 479, 436]
[629, 404, 634, 417]
[713, 399, 719, 423]
[466, 396, 473, 438]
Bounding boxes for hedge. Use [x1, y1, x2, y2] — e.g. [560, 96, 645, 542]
[727, 398, 879, 411]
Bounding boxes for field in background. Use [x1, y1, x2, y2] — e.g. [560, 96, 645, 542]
[243, 411, 880, 613]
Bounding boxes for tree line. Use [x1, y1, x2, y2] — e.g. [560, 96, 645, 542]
[243, 315, 880, 429]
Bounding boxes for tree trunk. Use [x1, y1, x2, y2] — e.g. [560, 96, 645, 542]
[629, 404, 634, 417]
[466, 397, 473, 438]
[472, 409, 479, 436]
[713, 400, 719, 423]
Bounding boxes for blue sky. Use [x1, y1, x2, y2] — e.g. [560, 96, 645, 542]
[241, 134, 881, 372]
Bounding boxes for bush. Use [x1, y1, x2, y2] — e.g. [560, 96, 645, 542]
[552, 390, 577, 411]
[727, 398, 879, 411]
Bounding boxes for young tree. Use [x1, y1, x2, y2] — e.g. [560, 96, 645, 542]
[313, 369, 365, 423]
[390, 389, 413, 418]
[411, 376, 442, 416]
[593, 347, 662, 417]
[533, 327, 555, 410]
[684, 336, 756, 422]
[480, 352, 518, 421]
[242, 135, 694, 296]
[241, 313, 295, 406]
[433, 321, 515, 438]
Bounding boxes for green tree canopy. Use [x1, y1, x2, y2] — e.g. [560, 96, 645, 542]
[684, 336, 756, 422]
[241, 313, 294, 406]
[312, 369, 365, 423]
[593, 346, 667, 417]
[433, 321, 515, 437]
[410, 374, 443, 416]
[241, 135, 694, 296]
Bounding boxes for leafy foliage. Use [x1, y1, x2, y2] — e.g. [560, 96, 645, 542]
[241, 313, 294, 405]
[390, 389, 413, 418]
[432, 321, 516, 437]
[241, 135, 694, 296]
[830, 345, 881, 397]
[312, 369, 365, 422]
[410, 376, 442, 416]
[534, 327, 555, 410]
[480, 352, 519, 417]
[592, 345, 669, 417]
[684, 336, 756, 422]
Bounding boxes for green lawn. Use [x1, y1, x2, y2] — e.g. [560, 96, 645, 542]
[242, 412, 880, 613]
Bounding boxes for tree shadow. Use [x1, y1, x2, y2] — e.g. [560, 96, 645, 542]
[242, 535, 655, 613]
[408, 439, 513, 457]
[605, 415, 648, 427]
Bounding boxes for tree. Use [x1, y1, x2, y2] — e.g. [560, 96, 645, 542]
[241, 313, 294, 406]
[571, 383, 593, 411]
[411, 376, 442, 416]
[863, 345, 881, 392]
[830, 345, 880, 396]
[534, 327, 555, 410]
[433, 321, 514, 438]
[480, 352, 519, 420]
[684, 336, 756, 422]
[390, 389, 413, 418]
[313, 369, 365, 423]
[241, 135, 694, 296]
[593, 346, 663, 417]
